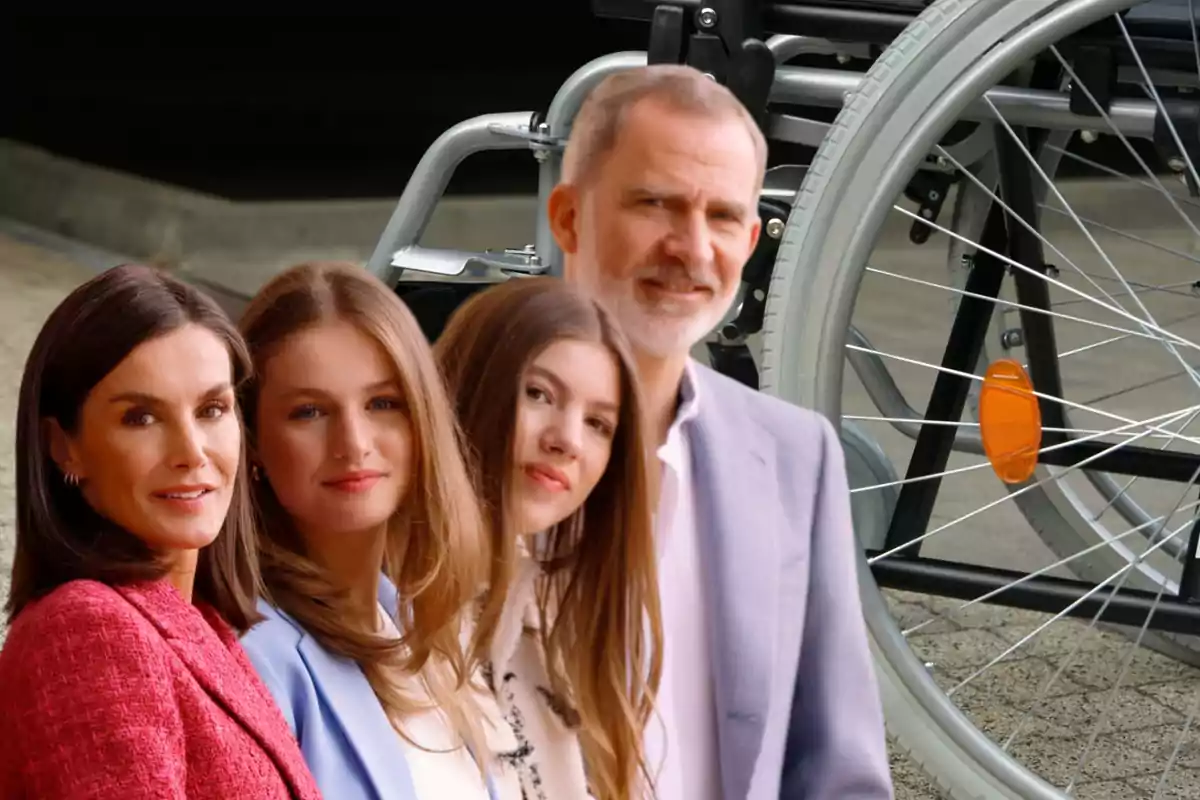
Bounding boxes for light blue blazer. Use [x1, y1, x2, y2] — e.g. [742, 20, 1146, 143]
[240, 578, 498, 800]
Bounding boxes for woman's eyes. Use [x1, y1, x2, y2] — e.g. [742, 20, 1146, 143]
[524, 384, 614, 436]
[199, 401, 231, 420]
[586, 417, 616, 437]
[287, 403, 322, 421]
[288, 397, 405, 420]
[367, 396, 405, 412]
[121, 401, 230, 427]
[525, 384, 552, 404]
[121, 408, 157, 427]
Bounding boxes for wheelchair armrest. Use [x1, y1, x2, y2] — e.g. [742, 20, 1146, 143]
[390, 245, 547, 280]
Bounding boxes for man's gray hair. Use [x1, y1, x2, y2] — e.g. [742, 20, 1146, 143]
[561, 64, 768, 187]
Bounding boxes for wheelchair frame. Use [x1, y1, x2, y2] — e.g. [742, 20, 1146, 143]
[366, 0, 1200, 638]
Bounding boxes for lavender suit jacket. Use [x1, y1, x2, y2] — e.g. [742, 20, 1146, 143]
[687, 363, 893, 800]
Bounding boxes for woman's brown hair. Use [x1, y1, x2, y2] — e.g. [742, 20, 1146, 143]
[8, 263, 261, 629]
[435, 277, 663, 800]
[238, 261, 489, 749]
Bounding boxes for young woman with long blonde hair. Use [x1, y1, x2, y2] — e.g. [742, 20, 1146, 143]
[237, 261, 499, 800]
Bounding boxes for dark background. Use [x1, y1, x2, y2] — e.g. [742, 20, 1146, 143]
[1, 10, 653, 200]
[1, 10, 1151, 202]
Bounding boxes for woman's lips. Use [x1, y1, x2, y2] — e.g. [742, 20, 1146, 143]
[524, 464, 570, 493]
[323, 470, 386, 493]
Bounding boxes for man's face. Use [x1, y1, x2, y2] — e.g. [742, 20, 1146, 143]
[551, 99, 762, 362]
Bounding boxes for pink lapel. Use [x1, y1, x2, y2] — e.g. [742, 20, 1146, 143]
[116, 581, 316, 800]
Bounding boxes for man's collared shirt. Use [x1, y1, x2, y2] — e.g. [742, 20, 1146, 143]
[644, 361, 722, 800]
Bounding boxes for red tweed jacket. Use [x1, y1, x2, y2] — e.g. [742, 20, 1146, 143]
[0, 579, 323, 800]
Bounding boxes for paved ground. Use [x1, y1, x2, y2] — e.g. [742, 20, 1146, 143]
[3, 176, 1200, 798]
[0, 232, 96, 615]
[852, 178, 1200, 799]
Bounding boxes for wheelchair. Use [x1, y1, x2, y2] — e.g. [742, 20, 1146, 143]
[368, 1, 1200, 796]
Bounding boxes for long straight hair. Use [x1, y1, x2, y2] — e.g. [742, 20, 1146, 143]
[238, 261, 490, 750]
[435, 277, 663, 800]
[9, 263, 261, 629]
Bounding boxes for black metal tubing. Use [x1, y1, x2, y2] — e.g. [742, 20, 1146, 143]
[760, 3, 915, 45]
[1038, 441, 1200, 482]
[1000, 104, 1200, 484]
[1179, 502, 1200, 602]
[1154, 99, 1200, 196]
[707, 343, 761, 389]
[593, 1, 1196, 72]
[591, 0, 915, 43]
[879, 200, 1010, 556]
[870, 552, 1200, 635]
[997, 128, 1068, 434]
[647, 5, 687, 64]
[709, 0, 763, 51]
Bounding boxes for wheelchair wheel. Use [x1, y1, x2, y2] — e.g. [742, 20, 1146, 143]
[760, 0, 1200, 795]
[946, 143, 1200, 669]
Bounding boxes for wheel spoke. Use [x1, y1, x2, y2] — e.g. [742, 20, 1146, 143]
[1067, 472, 1200, 790]
[868, 264, 1187, 343]
[947, 507, 1197, 703]
[848, 342, 1200, 439]
[893, 204, 1200, 356]
[983, 94, 1200, 393]
[867, 404, 1200, 562]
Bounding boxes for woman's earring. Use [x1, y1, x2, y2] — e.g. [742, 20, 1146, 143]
[251, 464, 261, 482]
[63, 471, 80, 487]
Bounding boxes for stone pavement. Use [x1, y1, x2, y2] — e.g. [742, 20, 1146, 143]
[0, 232, 96, 617]
[3, 198, 1200, 797]
[886, 592, 1200, 799]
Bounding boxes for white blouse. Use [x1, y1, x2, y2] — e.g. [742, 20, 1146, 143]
[374, 555, 598, 800]
[376, 606, 500, 800]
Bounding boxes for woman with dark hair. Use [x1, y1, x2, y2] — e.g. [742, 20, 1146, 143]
[435, 277, 664, 800]
[0, 264, 320, 800]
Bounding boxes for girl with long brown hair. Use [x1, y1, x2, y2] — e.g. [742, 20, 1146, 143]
[236, 261, 500, 800]
[435, 277, 664, 800]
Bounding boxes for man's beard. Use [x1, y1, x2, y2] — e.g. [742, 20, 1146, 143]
[603, 267, 735, 360]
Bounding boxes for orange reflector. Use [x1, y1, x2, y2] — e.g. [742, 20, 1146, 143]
[978, 358, 1042, 484]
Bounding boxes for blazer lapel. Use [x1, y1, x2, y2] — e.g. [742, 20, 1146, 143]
[688, 368, 780, 800]
[117, 581, 317, 800]
[295, 635, 418, 797]
[281, 581, 418, 799]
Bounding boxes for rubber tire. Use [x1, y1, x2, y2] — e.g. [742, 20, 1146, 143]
[759, 0, 1144, 796]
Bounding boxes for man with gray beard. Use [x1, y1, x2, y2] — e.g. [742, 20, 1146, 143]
[546, 64, 894, 800]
